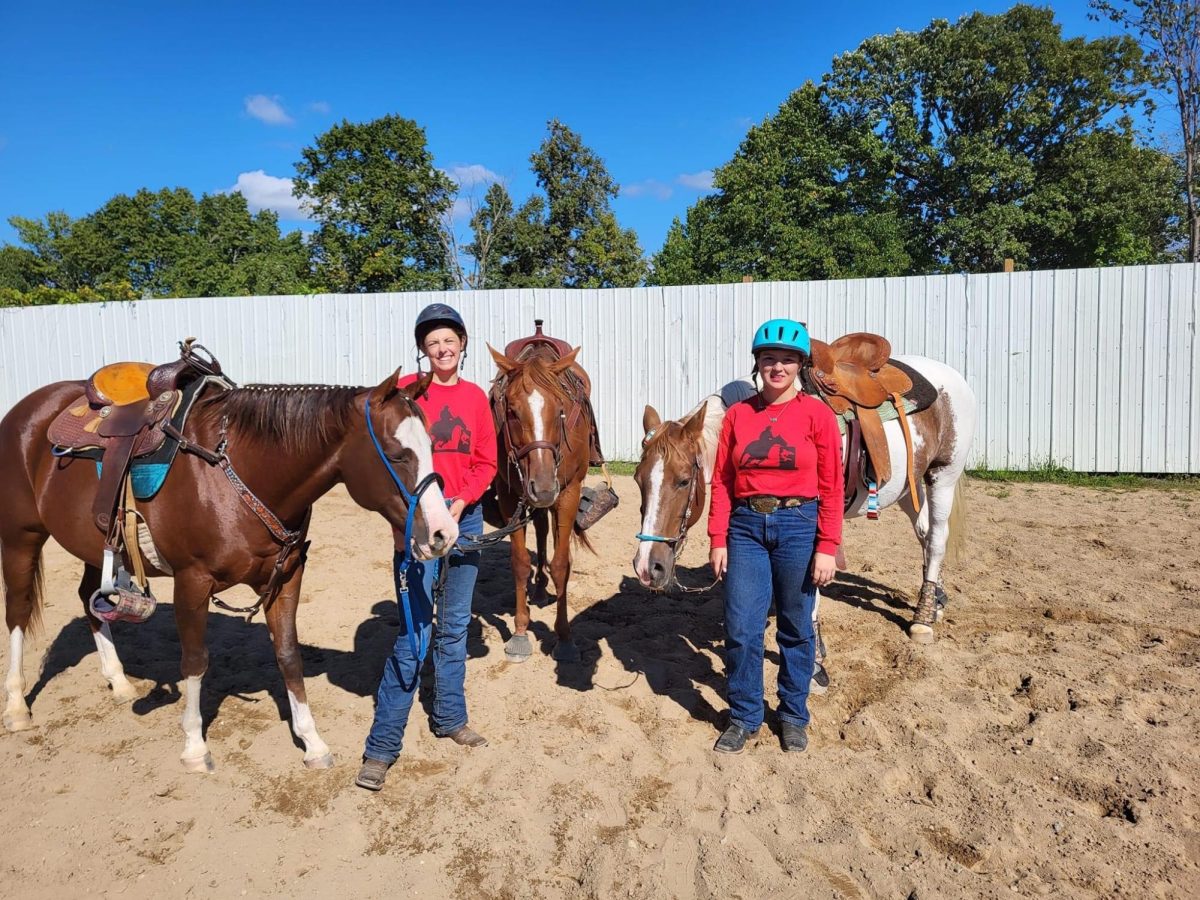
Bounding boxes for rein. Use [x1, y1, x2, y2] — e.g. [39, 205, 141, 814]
[364, 392, 445, 664]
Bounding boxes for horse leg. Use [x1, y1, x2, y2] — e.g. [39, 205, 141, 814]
[2, 531, 48, 732]
[263, 562, 333, 769]
[173, 571, 215, 772]
[504, 525, 535, 662]
[76, 564, 140, 703]
[549, 486, 581, 663]
[907, 472, 957, 644]
[810, 590, 829, 694]
[531, 509, 550, 603]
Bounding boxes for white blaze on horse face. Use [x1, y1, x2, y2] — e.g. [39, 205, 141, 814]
[633, 458, 665, 582]
[393, 415, 458, 556]
[528, 389, 546, 442]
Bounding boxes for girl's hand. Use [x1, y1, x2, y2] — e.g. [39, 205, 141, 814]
[811, 552, 836, 587]
[449, 498, 466, 522]
[709, 547, 728, 580]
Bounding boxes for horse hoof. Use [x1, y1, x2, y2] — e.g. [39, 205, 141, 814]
[181, 752, 215, 774]
[908, 623, 935, 645]
[110, 682, 139, 704]
[552, 641, 580, 664]
[3, 711, 33, 732]
[303, 752, 336, 770]
[505, 634, 533, 662]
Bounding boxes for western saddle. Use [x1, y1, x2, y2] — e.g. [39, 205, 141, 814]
[810, 332, 923, 511]
[47, 339, 233, 622]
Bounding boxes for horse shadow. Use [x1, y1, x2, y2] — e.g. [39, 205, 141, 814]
[821, 571, 914, 632]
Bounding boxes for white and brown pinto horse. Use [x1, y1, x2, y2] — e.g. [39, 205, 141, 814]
[633, 356, 976, 644]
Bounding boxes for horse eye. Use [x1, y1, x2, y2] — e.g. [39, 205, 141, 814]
[677, 478, 691, 488]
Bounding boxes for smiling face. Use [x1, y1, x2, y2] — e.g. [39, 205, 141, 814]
[422, 326, 464, 380]
[755, 349, 803, 393]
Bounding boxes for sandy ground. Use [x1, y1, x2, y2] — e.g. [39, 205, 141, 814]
[1, 475, 1198, 899]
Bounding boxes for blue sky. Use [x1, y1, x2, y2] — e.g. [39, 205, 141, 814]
[0, 2, 1124, 259]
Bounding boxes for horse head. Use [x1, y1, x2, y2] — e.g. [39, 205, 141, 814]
[489, 345, 582, 509]
[633, 402, 708, 590]
[342, 370, 459, 559]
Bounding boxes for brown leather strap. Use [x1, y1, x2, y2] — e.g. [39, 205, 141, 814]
[94, 430, 143, 534]
[892, 391, 920, 510]
[122, 478, 148, 590]
[855, 406, 891, 486]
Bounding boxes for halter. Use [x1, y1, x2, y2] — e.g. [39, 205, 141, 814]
[634, 450, 718, 594]
[365, 389, 445, 663]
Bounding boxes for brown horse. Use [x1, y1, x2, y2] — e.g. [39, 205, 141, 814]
[634, 355, 976, 644]
[488, 344, 594, 664]
[0, 369, 458, 771]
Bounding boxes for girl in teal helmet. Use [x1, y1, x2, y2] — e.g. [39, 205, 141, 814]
[706, 317, 843, 755]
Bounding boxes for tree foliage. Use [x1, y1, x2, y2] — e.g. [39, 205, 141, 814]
[0, 189, 311, 303]
[466, 120, 646, 288]
[1091, 0, 1200, 260]
[652, 5, 1183, 282]
[293, 115, 455, 292]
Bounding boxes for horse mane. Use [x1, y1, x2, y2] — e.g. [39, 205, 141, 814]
[199, 384, 364, 454]
[506, 351, 577, 410]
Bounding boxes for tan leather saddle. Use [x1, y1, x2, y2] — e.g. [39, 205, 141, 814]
[810, 332, 920, 509]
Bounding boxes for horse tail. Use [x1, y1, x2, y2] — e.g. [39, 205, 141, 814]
[572, 521, 597, 554]
[943, 476, 968, 569]
[0, 543, 46, 637]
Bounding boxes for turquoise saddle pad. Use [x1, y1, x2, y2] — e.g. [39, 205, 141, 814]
[94, 462, 170, 500]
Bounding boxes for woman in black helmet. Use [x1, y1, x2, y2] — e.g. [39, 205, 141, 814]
[357, 303, 498, 791]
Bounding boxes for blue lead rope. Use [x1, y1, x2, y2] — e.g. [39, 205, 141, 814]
[365, 394, 442, 664]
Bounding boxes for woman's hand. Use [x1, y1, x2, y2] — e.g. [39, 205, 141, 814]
[449, 498, 466, 522]
[709, 547, 728, 580]
[810, 552, 836, 588]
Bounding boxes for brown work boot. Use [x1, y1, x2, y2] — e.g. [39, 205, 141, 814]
[444, 725, 488, 748]
[355, 757, 390, 791]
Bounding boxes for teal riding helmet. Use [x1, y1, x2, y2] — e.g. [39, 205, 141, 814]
[751, 318, 810, 356]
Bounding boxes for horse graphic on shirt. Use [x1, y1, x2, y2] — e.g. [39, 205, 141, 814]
[430, 405, 471, 454]
[739, 426, 796, 469]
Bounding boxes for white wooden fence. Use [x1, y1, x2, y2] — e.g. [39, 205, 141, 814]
[2, 263, 1196, 472]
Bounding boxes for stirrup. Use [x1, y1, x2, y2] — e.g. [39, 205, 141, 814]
[89, 568, 157, 624]
[576, 484, 619, 530]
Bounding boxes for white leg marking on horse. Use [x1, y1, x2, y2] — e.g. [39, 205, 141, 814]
[180, 674, 211, 770]
[4, 627, 32, 731]
[528, 389, 546, 443]
[94, 622, 138, 703]
[394, 415, 458, 555]
[633, 459, 664, 580]
[287, 688, 332, 766]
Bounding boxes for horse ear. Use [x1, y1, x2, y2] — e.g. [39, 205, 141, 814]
[401, 371, 434, 402]
[681, 403, 707, 440]
[372, 368, 402, 407]
[488, 343, 518, 374]
[643, 405, 662, 435]
[550, 347, 581, 373]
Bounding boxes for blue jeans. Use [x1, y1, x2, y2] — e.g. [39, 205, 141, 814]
[723, 502, 819, 732]
[363, 503, 483, 763]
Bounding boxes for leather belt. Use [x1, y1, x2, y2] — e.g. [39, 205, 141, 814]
[735, 495, 817, 514]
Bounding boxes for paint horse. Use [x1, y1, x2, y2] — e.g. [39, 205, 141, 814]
[633, 342, 976, 644]
[0, 355, 457, 771]
[488, 327, 602, 664]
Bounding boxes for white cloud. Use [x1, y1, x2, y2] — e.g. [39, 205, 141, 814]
[244, 94, 294, 126]
[677, 170, 715, 191]
[443, 164, 500, 188]
[623, 179, 672, 200]
[308, 100, 331, 114]
[225, 170, 310, 220]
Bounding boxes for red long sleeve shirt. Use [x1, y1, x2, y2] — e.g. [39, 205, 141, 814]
[396, 374, 498, 505]
[708, 393, 844, 555]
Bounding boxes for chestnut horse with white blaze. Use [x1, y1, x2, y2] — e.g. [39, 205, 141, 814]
[634, 355, 976, 644]
[0, 370, 457, 771]
[488, 344, 595, 664]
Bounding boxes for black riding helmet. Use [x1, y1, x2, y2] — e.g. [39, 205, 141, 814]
[414, 303, 468, 349]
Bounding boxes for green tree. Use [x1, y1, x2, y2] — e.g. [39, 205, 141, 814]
[657, 5, 1182, 279]
[293, 115, 454, 292]
[1090, 0, 1200, 260]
